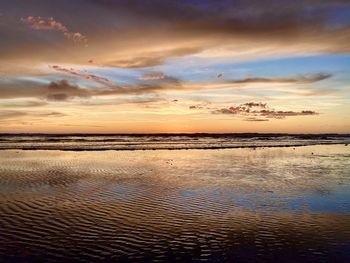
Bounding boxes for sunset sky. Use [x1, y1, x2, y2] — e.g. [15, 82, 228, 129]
[0, 0, 350, 133]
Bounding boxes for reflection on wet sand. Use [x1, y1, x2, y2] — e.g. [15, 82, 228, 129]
[0, 145, 349, 262]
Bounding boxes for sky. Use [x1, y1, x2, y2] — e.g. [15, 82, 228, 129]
[0, 0, 350, 133]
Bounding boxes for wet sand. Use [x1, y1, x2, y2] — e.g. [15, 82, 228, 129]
[0, 145, 350, 262]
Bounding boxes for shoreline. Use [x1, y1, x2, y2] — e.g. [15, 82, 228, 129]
[0, 141, 348, 152]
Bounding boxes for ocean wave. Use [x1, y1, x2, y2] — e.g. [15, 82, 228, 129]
[0, 134, 349, 151]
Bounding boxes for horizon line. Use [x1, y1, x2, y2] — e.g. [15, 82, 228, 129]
[0, 132, 350, 136]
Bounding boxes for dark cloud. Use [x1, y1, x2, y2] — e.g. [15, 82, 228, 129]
[226, 73, 332, 85]
[0, 78, 174, 101]
[242, 102, 268, 108]
[87, 0, 350, 28]
[213, 107, 248, 115]
[212, 102, 270, 115]
[1, 1, 350, 66]
[46, 80, 90, 101]
[208, 102, 319, 120]
[45, 80, 164, 100]
[259, 109, 319, 119]
[189, 105, 200, 109]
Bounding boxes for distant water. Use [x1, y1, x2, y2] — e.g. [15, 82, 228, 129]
[0, 134, 349, 151]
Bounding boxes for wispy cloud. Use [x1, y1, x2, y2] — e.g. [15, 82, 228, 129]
[45, 80, 163, 101]
[0, 70, 335, 104]
[0, 110, 66, 120]
[0, 100, 47, 108]
[0, 79, 166, 101]
[50, 65, 112, 84]
[181, 73, 333, 92]
[140, 72, 166, 81]
[105, 47, 203, 68]
[21, 16, 87, 44]
[225, 73, 332, 85]
[244, 117, 269, 122]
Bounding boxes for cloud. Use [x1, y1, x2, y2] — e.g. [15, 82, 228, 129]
[242, 102, 267, 108]
[50, 65, 112, 84]
[226, 73, 332, 85]
[181, 73, 333, 92]
[50, 66, 182, 95]
[21, 16, 67, 31]
[0, 80, 47, 99]
[190, 102, 319, 120]
[0, 100, 47, 108]
[189, 101, 266, 113]
[140, 72, 166, 81]
[213, 107, 249, 115]
[0, 110, 66, 120]
[107, 56, 165, 68]
[76, 96, 166, 107]
[189, 102, 212, 110]
[46, 80, 90, 101]
[0, 78, 172, 102]
[105, 47, 204, 68]
[244, 117, 269, 122]
[0, 110, 28, 119]
[0, 69, 334, 104]
[21, 16, 87, 44]
[0, 1, 349, 68]
[258, 109, 319, 119]
[45, 80, 172, 101]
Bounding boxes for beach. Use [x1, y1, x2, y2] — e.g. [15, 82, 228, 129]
[2, 1, 350, 261]
[1, 144, 350, 262]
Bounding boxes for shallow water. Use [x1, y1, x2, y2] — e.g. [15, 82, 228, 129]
[0, 145, 349, 262]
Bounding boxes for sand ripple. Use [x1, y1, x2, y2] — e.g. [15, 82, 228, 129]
[1, 145, 350, 262]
